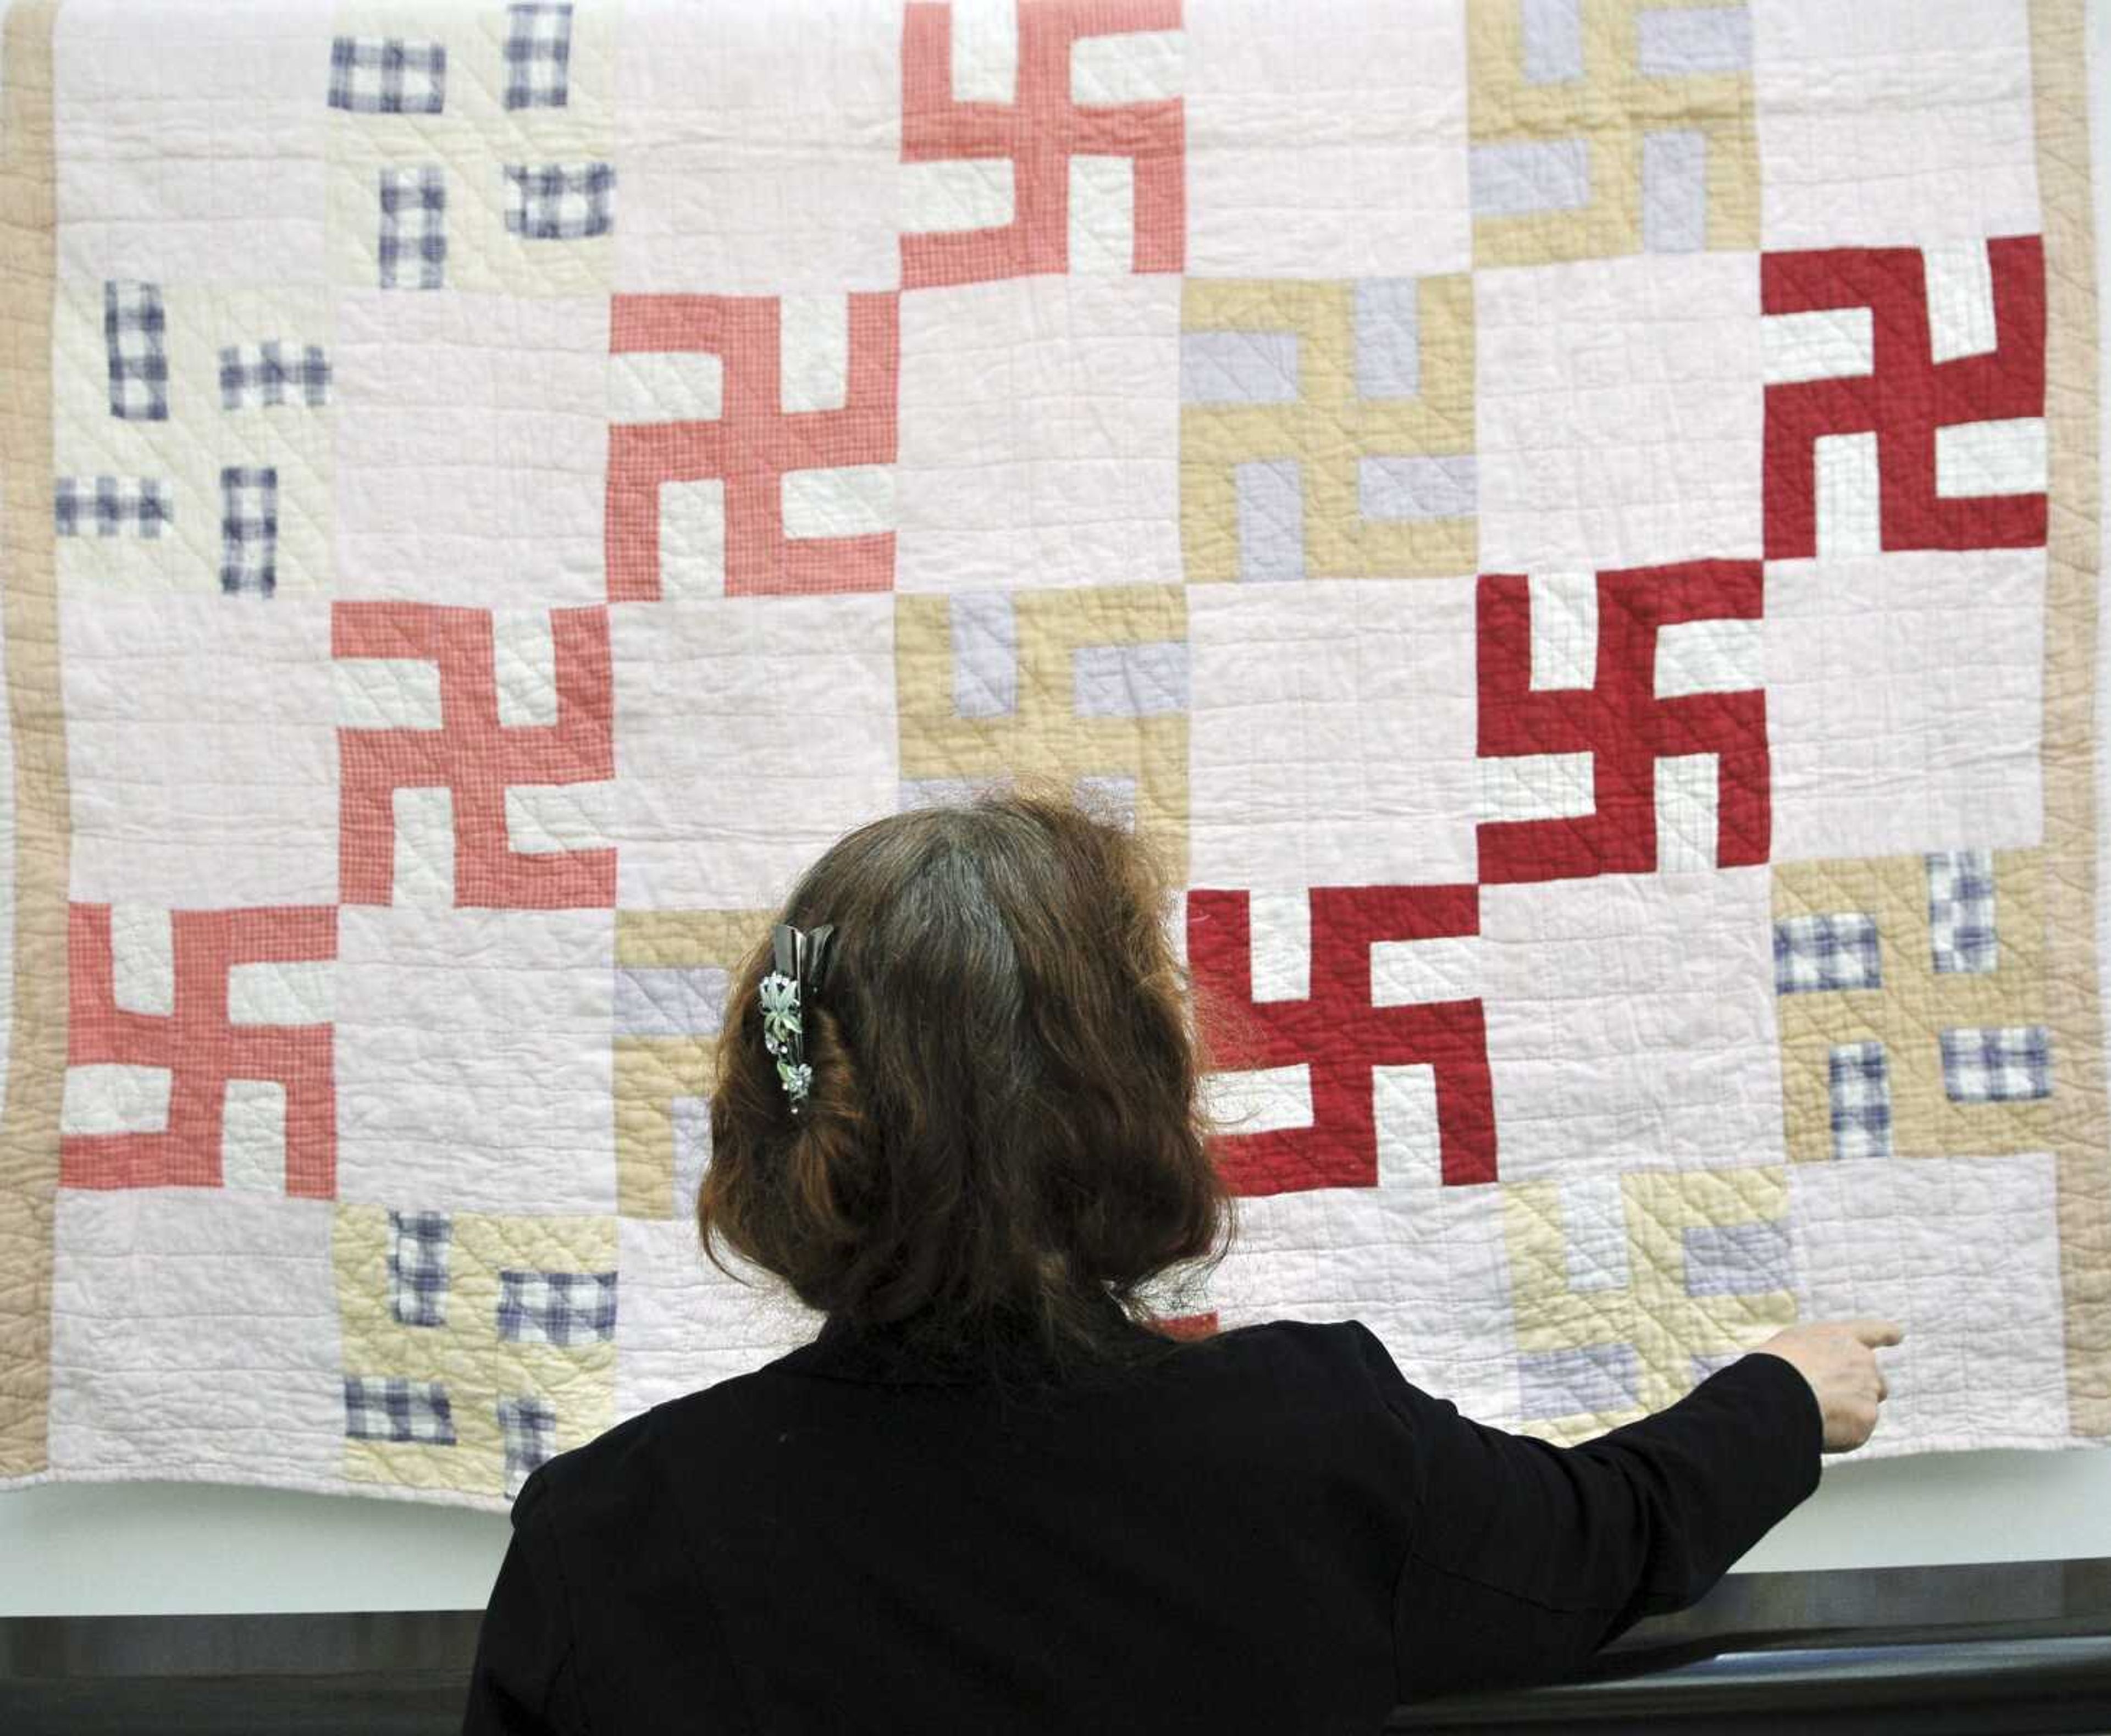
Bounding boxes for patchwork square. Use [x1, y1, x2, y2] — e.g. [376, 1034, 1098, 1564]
[1773, 852, 2058, 1159]
[331, 1206, 616, 1496]
[344, 1376, 457, 1445]
[497, 1270, 620, 1346]
[220, 342, 332, 411]
[103, 280, 168, 421]
[1928, 850, 1998, 974]
[504, 4, 574, 110]
[218, 467, 279, 596]
[1828, 1041, 1894, 1160]
[498, 1395, 557, 1494]
[1467, 0, 1758, 267]
[388, 1210, 452, 1328]
[378, 168, 447, 290]
[1939, 1026, 2053, 1104]
[54, 477, 171, 539]
[1180, 276, 1477, 580]
[1773, 913, 1881, 994]
[328, 37, 447, 116]
[504, 163, 616, 241]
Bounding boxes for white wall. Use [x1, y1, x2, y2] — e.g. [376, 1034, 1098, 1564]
[0, 1444, 2109, 1617]
[2, 0, 2110, 1623]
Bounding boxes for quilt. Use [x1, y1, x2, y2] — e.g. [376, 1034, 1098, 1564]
[1, 0, 2107, 1512]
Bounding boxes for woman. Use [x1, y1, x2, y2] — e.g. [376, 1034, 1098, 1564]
[463, 786, 1898, 1733]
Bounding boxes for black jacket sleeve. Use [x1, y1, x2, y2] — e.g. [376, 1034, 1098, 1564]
[1350, 1329, 1825, 1701]
[461, 1468, 592, 1735]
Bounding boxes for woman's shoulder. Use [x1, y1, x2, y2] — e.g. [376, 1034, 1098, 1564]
[508, 1404, 660, 1531]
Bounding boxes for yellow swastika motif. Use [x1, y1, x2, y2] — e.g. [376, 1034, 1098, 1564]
[1468, 0, 1758, 267]
[1180, 277, 1475, 582]
[1501, 1165, 1797, 1444]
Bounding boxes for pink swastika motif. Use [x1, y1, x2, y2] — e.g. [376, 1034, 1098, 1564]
[335, 603, 616, 909]
[1477, 562, 1770, 884]
[604, 294, 899, 601]
[902, 0, 1185, 288]
[1763, 237, 2047, 559]
[62, 904, 338, 1197]
[1186, 886, 1496, 1192]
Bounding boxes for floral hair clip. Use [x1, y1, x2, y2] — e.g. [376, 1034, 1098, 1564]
[760, 922, 836, 1116]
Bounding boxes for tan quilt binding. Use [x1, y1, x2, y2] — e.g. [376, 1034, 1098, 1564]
[0, 0, 64, 1480]
[2032, 0, 2110, 1438]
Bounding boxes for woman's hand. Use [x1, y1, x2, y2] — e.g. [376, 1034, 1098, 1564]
[1749, 1319, 1904, 1453]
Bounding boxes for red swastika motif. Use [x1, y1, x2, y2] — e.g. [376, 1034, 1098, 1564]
[605, 294, 899, 601]
[902, 0, 1184, 288]
[1764, 236, 2046, 559]
[335, 603, 616, 909]
[62, 905, 338, 1197]
[1477, 562, 1769, 884]
[1187, 886, 1496, 1193]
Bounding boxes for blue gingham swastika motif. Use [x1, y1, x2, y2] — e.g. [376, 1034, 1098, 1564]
[1940, 1026, 2054, 1102]
[505, 4, 574, 109]
[497, 1270, 618, 1345]
[504, 162, 616, 240]
[220, 342, 331, 411]
[1773, 912, 1882, 994]
[218, 467, 277, 595]
[103, 280, 166, 421]
[379, 167, 447, 289]
[344, 1377, 457, 1445]
[498, 1396, 557, 1495]
[1828, 1040, 1893, 1159]
[54, 476, 169, 538]
[328, 36, 446, 114]
[386, 1210, 451, 1328]
[1927, 849, 1998, 974]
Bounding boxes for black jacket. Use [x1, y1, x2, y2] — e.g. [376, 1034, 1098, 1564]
[462, 1302, 1823, 1733]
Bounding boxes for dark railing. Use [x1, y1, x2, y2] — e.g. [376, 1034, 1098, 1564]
[2, 1558, 2107, 1734]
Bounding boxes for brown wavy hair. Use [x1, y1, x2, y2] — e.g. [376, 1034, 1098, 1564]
[699, 782, 1239, 1391]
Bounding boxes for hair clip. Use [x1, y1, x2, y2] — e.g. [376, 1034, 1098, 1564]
[761, 922, 836, 1115]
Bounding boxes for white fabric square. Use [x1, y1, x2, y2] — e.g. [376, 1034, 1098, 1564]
[780, 295, 851, 414]
[61, 596, 339, 908]
[1935, 418, 2048, 499]
[1192, 1164, 1521, 1428]
[610, 596, 898, 906]
[1527, 572, 1596, 692]
[1190, 579, 1477, 890]
[1246, 891, 1312, 1003]
[1185, 0, 1468, 277]
[1072, 28, 1183, 106]
[336, 294, 609, 609]
[1480, 869, 1785, 1179]
[615, 1219, 816, 1422]
[1753, 0, 2040, 249]
[1653, 753, 1721, 873]
[335, 908, 616, 1214]
[1789, 1155, 2068, 1455]
[50, 1190, 346, 1483]
[1923, 239, 1999, 363]
[60, 1063, 173, 1137]
[109, 905, 175, 1016]
[898, 279, 1181, 590]
[658, 480, 727, 599]
[55, 1, 331, 283]
[1068, 155, 1137, 276]
[614, 0, 900, 291]
[220, 1078, 289, 1192]
[1476, 253, 1764, 572]
[1765, 549, 2044, 859]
